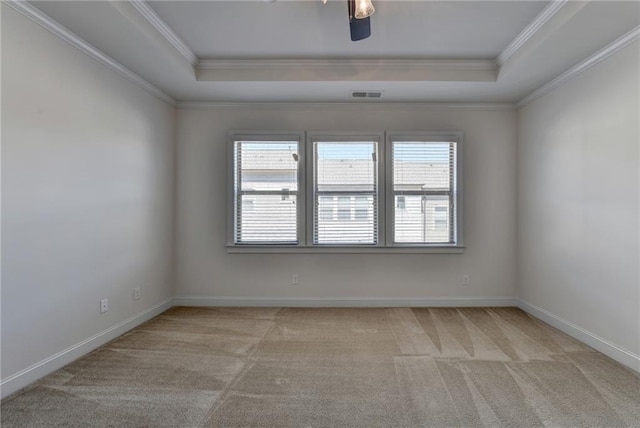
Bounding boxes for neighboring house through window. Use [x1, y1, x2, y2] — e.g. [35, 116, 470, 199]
[313, 137, 378, 245]
[391, 138, 457, 244]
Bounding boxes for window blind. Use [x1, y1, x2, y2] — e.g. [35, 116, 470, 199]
[233, 141, 299, 244]
[313, 141, 378, 244]
[392, 141, 456, 244]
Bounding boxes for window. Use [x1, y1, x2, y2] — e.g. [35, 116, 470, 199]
[337, 196, 351, 220]
[242, 199, 255, 212]
[228, 131, 462, 252]
[354, 196, 369, 220]
[396, 196, 406, 210]
[230, 135, 302, 244]
[390, 137, 458, 244]
[434, 206, 449, 231]
[313, 139, 378, 244]
[319, 196, 334, 220]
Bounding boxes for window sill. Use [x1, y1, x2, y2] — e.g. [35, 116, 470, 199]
[226, 245, 465, 254]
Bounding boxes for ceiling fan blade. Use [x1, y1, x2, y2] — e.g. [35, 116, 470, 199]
[350, 16, 371, 41]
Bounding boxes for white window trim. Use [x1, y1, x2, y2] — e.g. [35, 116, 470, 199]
[227, 245, 464, 254]
[306, 132, 385, 247]
[227, 130, 464, 253]
[226, 131, 306, 247]
[385, 131, 464, 248]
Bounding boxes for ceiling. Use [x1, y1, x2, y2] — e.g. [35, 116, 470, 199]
[149, 1, 547, 59]
[26, 1, 640, 104]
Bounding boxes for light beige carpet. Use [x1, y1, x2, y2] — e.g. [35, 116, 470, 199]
[2, 307, 639, 427]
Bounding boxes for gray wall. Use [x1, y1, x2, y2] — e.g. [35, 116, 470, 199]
[175, 107, 517, 301]
[517, 41, 640, 359]
[1, 6, 176, 388]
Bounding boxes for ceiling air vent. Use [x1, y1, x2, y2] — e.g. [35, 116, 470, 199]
[351, 91, 383, 99]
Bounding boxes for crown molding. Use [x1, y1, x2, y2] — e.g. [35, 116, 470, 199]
[198, 58, 497, 71]
[176, 102, 516, 111]
[197, 58, 497, 82]
[4, 0, 176, 106]
[497, 0, 568, 67]
[517, 25, 640, 108]
[128, 0, 198, 66]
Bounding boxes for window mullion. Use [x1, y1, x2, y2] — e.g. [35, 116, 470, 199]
[305, 138, 314, 246]
[377, 136, 387, 247]
[297, 133, 307, 246]
[384, 134, 394, 247]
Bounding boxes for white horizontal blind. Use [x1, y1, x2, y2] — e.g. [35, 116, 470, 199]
[313, 141, 378, 244]
[233, 140, 299, 244]
[392, 141, 457, 244]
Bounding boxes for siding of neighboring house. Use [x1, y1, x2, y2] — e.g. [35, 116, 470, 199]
[236, 148, 452, 243]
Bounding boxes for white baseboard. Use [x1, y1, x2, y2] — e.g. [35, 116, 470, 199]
[173, 296, 517, 308]
[0, 298, 174, 400]
[517, 299, 640, 373]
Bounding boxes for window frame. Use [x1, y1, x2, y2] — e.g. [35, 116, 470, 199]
[227, 131, 306, 246]
[227, 130, 463, 253]
[385, 131, 464, 248]
[306, 132, 385, 247]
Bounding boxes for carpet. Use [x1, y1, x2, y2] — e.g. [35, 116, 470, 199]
[2, 307, 639, 427]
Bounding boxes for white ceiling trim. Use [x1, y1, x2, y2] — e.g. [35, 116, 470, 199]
[197, 59, 497, 82]
[198, 59, 497, 71]
[496, 0, 568, 67]
[176, 102, 516, 111]
[128, 0, 198, 66]
[517, 25, 640, 109]
[5, 0, 176, 106]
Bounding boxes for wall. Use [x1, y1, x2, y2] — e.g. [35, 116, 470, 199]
[1, 6, 176, 396]
[175, 106, 517, 304]
[517, 41, 640, 366]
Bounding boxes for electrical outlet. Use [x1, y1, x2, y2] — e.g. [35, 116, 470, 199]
[292, 273, 299, 285]
[462, 275, 470, 286]
[134, 287, 141, 300]
[100, 298, 109, 314]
